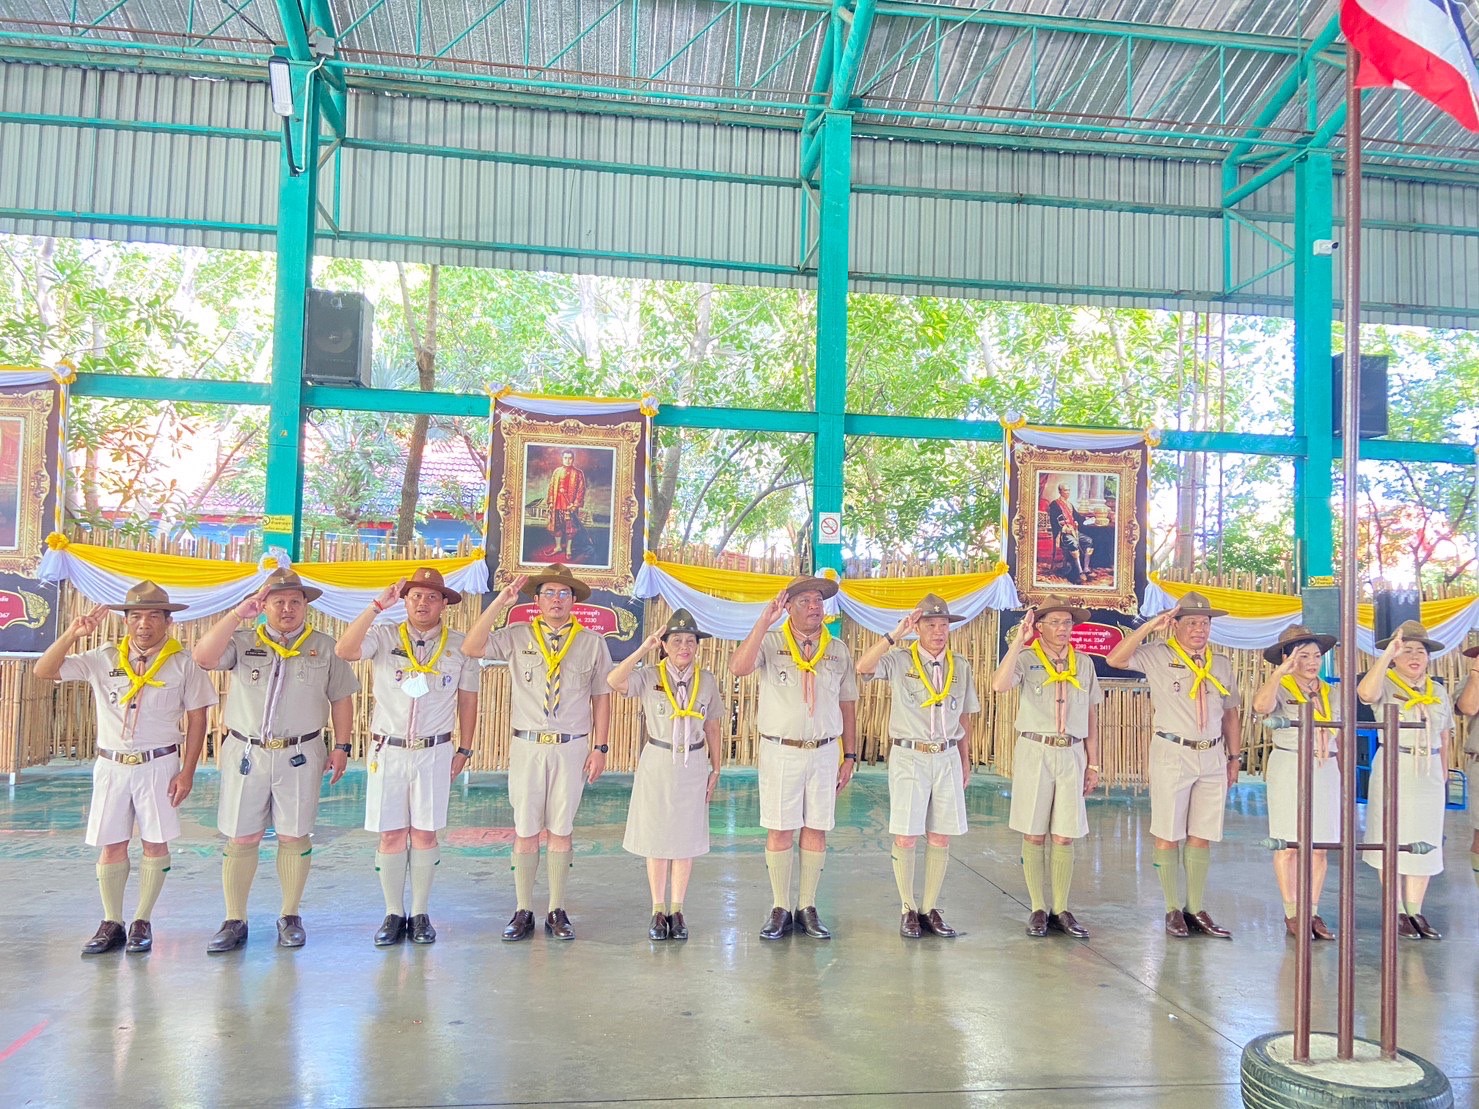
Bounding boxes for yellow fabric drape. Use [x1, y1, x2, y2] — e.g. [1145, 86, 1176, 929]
[1355, 593, 1476, 630]
[297, 552, 484, 589]
[69, 544, 260, 587]
[1148, 572, 1303, 618]
[839, 567, 1007, 606]
[646, 557, 802, 603]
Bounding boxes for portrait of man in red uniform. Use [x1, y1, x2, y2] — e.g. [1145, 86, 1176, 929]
[520, 443, 615, 569]
[546, 449, 587, 557]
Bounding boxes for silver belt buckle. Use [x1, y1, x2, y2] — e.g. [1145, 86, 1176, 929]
[120, 752, 144, 766]
[537, 731, 560, 745]
[925, 742, 943, 754]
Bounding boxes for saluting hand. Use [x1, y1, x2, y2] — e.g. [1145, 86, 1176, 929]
[640, 631, 665, 656]
[375, 579, 405, 611]
[67, 604, 109, 641]
[894, 606, 923, 640]
[494, 574, 527, 610]
[235, 584, 271, 622]
[1016, 609, 1037, 643]
[759, 590, 788, 628]
[1272, 653, 1297, 678]
[1149, 605, 1181, 635]
[1383, 627, 1405, 659]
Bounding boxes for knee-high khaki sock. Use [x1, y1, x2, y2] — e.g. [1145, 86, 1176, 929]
[921, 845, 950, 912]
[222, 841, 259, 920]
[276, 837, 312, 916]
[409, 847, 439, 916]
[1049, 842, 1075, 914]
[546, 849, 573, 910]
[375, 850, 408, 915]
[1022, 838, 1047, 912]
[1153, 846, 1182, 911]
[1184, 845, 1211, 914]
[891, 847, 918, 911]
[765, 848, 794, 909]
[512, 851, 539, 911]
[97, 859, 130, 923]
[135, 853, 170, 920]
[798, 848, 826, 908]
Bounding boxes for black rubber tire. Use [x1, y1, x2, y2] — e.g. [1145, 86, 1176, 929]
[1241, 1033, 1453, 1108]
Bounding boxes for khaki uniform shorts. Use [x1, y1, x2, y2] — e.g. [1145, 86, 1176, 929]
[1148, 733, 1227, 842]
[887, 745, 967, 837]
[1007, 736, 1088, 839]
[758, 740, 838, 832]
[364, 743, 453, 833]
[508, 735, 589, 838]
[86, 752, 183, 847]
[216, 733, 326, 839]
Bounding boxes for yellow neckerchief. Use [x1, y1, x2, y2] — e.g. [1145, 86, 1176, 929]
[1387, 670, 1441, 711]
[657, 660, 704, 720]
[909, 642, 956, 707]
[1031, 639, 1082, 689]
[398, 622, 448, 674]
[1167, 637, 1230, 698]
[256, 623, 312, 659]
[781, 619, 830, 672]
[531, 616, 583, 676]
[1280, 675, 1332, 722]
[118, 637, 182, 704]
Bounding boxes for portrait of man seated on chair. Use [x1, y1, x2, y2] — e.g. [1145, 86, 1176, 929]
[1034, 473, 1117, 588]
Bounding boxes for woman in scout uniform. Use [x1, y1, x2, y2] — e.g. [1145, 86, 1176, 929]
[1250, 625, 1340, 941]
[1450, 645, 1479, 894]
[338, 568, 481, 948]
[857, 593, 979, 940]
[1106, 592, 1242, 939]
[608, 609, 723, 941]
[193, 567, 361, 953]
[1356, 620, 1451, 941]
[34, 580, 217, 956]
[990, 596, 1101, 939]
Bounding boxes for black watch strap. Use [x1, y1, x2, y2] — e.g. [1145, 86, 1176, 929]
[594, 743, 609, 753]
[456, 746, 474, 759]
[333, 743, 352, 754]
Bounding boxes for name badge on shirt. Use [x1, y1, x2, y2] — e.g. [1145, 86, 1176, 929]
[244, 648, 268, 658]
[108, 668, 126, 677]
[391, 648, 410, 659]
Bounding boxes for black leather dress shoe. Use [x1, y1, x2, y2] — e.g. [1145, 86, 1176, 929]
[502, 909, 535, 941]
[545, 908, 575, 940]
[900, 910, 922, 938]
[125, 920, 153, 954]
[667, 911, 688, 941]
[276, 915, 306, 948]
[1183, 909, 1232, 939]
[1026, 909, 1049, 937]
[759, 907, 792, 940]
[919, 909, 958, 938]
[795, 906, 831, 939]
[207, 919, 249, 954]
[409, 913, 436, 944]
[83, 920, 126, 956]
[374, 914, 407, 947]
[1409, 913, 1442, 940]
[1164, 909, 1189, 937]
[648, 912, 670, 941]
[1397, 913, 1421, 940]
[1048, 910, 1089, 939]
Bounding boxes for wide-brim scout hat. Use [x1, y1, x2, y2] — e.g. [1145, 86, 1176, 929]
[258, 567, 323, 603]
[1376, 619, 1442, 654]
[783, 574, 838, 602]
[660, 608, 711, 641]
[1032, 595, 1089, 625]
[521, 563, 592, 603]
[917, 592, 966, 624]
[399, 566, 463, 606]
[107, 579, 187, 613]
[1262, 623, 1336, 665]
[1173, 591, 1227, 619]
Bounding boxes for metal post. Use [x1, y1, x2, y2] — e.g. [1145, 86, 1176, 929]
[1379, 703, 1399, 1058]
[263, 61, 321, 560]
[812, 109, 850, 579]
[1293, 699, 1315, 1062]
[1335, 52, 1363, 1063]
[1291, 152, 1335, 585]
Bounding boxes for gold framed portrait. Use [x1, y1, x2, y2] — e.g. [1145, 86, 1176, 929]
[0, 387, 57, 576]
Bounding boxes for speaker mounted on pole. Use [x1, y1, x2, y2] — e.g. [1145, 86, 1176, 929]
[303, 289, 373, 387]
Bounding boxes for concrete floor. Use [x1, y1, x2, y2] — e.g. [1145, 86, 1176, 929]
[1, 767, 1475, 1108]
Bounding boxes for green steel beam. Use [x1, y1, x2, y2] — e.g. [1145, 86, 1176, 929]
[1224, 101, 1346, 207]
[1222, 14, 1342, 165]
[70, 374, 269, 405]
[800, 0, 876, 179]
[274, 0, 346, 137]
[654, 406, 817, 434]
[812, 109, 850, 573]
[303, 384, 489, 418]
[1291, 153, 1335, 584]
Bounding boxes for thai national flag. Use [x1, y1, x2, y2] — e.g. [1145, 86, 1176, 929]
[1341, 0, 1479, 130]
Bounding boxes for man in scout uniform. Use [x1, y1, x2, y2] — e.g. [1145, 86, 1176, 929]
[463, 563, 614, 942]
[1452, 642, 1479, 894]
[856, 593, 978, 939]
[990, 596, 1102, 939]
[730, 574, 859, 940]
[1107, 592, 1241, 938]
[192, 567, 360, 952]
[337, 567, 481, 947]
[34, 581, 217, 956]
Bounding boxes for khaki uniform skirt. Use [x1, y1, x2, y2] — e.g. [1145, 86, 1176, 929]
[622, 740, 712, 860]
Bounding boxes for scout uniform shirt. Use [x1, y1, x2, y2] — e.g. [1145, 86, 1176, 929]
[869, 647, 979, 742]
[633, 664, 721, 746]
[361, 622, 481, 738]
[1368, 673, 1453, 755]
[1010, 645, 1101, 738]
[59, 642, 218, 752]
[485, 620, 615, 734]
[753, 628, 858, 741]
[216, 625, 359, 738]
[1129, 640, 1240, 744]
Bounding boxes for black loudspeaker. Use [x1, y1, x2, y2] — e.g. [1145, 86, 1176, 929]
[1331, 353, 1388, 439]
[1372, 588, 1420, 643]
[304, 289, 372, 387]
[1300, 586, 1341, 638]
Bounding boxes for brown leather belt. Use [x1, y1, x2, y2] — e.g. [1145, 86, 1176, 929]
[1021, 732, 1082, 748]
[893, 738, 960, 753]
[647, 737, 707, 752]
[98, 745, 179, 765]
[513, 729, 587, 745]
[761, 734, 837, 750]
[374, 733, 453, 750]
[1156, 730, 1222, 752]
[229, 728, 322, 750]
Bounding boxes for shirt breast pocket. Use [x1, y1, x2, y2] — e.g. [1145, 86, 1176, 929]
[295, 656, 329, 686]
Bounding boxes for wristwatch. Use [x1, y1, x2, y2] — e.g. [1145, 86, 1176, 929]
[456, 746, 474, 759]
[593, 743, 609, 754]
[843, 753, 858, 762]
[333, 743, 352, 754]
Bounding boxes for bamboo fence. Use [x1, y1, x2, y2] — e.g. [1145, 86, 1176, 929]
[3, 536, 1474, 790]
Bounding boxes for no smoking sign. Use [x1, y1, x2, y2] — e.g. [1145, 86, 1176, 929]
[818, 512, 842, 542]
